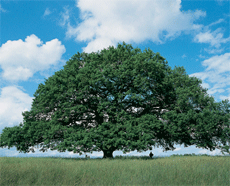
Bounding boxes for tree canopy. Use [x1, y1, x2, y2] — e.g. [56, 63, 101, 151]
[0, 42, 229, 159]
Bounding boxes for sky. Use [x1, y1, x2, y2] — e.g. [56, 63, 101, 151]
[0, 0, 230, 159]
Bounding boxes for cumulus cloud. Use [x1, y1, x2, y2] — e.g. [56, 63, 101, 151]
[189, 53, 230, 101]
[202, 53, 230, 74]
[193, 28, 230, 48]
[61, 0, 206, 54]
[0, 86, 34, 130]
[58, 0, 230, 58]
[0, 34, 66, 83]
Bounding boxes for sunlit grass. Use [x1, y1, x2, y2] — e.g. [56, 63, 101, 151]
[1, 153, 229, 186]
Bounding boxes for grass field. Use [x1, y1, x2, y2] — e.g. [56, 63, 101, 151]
[1, 153, 229, 186]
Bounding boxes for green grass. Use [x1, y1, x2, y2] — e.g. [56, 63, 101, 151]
[1, 153, 229, 186]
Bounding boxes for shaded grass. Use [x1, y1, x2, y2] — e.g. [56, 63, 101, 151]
[1, 153, 229, 186]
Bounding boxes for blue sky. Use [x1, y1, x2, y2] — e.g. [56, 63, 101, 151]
[0, 0, 230, 159]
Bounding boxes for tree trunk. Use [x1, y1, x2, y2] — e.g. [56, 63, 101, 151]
[102, 149, 114, 159]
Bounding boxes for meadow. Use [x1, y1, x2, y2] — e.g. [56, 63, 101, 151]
[1, 153, 229, 186]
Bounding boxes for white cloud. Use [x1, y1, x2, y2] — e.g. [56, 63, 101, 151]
[198, 54, 206, 59]
[204, 47, 225, 54]
[193, 28, 230, 49]
[202, 53, 230, 74]
[59, 0, 229, 58]
[0, 86, 34, 128]
[61, 0, 206, 54]
[43, 8, 52, 16]
[182, 54, 186, 58]
[59, 6, 70, 27]
[189, 53, 230, 102]
[0, 34, 66, 83]
[207, 18, 225, 27]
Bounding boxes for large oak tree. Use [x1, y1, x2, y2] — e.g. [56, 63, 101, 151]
[0, 42, 229, 159]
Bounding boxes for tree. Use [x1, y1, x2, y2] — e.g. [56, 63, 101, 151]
[0, 42, 229, 159]
[160, 69, 230, 155]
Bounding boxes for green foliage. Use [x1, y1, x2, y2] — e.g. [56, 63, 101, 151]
[0, 41, 229, 158]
